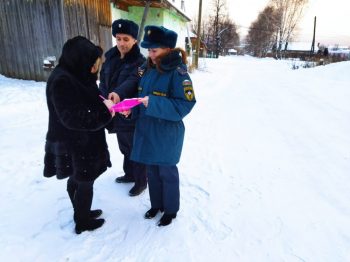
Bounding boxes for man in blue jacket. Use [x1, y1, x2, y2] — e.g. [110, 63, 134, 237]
[99, 19, 147, 196]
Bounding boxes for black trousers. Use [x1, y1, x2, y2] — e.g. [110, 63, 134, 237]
[67, 176, 94, 223]
[116, 131, 147, 187]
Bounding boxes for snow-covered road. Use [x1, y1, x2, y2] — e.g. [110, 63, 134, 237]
[1, 56, 350, 261]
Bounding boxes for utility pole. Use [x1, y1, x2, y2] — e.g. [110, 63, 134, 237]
[194, 0, 202, 69]
[138, 0, 151, 43]
[310, 16, 316, 56]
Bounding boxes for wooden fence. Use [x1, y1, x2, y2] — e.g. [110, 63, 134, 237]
[0, 0, 112, 81]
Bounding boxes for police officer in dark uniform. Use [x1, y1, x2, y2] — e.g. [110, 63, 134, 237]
[128, 25, 196, 226]
[99, 19, 147, 196]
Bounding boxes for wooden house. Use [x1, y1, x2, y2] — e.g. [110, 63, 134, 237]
[185, 32, 207, 57]
[282, 42, 319, 60]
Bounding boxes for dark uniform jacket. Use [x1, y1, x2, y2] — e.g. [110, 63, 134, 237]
[44, 42, 112, 182]
[99, 44, 145, 132]
[131, 50, 196, 165]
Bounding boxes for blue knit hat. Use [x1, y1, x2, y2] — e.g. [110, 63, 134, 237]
[112, 19, 139, 39]
[141, 25, 178, 49]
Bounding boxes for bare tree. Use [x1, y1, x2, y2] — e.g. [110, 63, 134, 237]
[245, 6, 279, 57]
[191, 0, 239, 58]
[210, 0, 228, 58]
[269, 0, 309, 58]
[220, 17, 240, 55]
[191, 14, 212, 56]
[206, 0, 240, 57]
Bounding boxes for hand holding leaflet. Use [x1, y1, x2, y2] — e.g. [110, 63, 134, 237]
[99, 95, 115, 116]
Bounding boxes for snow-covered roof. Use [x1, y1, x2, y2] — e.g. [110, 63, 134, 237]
[327, 46, 350, 54]
[188, 31, 196, 38]
[328, 45, 350, 50]
[286, 42, 319, 52]
[165, 0, 191, 21]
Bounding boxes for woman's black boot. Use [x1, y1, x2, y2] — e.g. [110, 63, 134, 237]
[144, 208, 164, 219]
[75, 218, 105, 234]
[158, 213, 177, 226]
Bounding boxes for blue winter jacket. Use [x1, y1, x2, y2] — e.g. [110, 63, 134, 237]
[99, 44, 145, 132]
[130, 50, 196, 165]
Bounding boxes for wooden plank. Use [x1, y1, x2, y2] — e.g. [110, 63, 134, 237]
[63, 0, 72, 39]
[0, 1, 8, 75]
[98, 0, 112, 52]
[89, 0, 95, 41]
[84, 0, 92, 40]
[66, 0, 74, 38]
[70, 0, 78, 38]
[4, 1, 16, 77]
[46, 0, 63, 79]
[51, 0, 65, 51]
[77, 0, 82, 36]
[92, 0, 99, 43]
[64, 0, 74, 38]
[39, 0, 53, 80]
[77, 0, 85, 36]
[11, 1, 25, 79]
[33, 0, 48, 80]
[20, 0, 32, 79]
[60, 0, 67, 42]
[31, 0, 42, 80]
[76, 0, 85, 37]
[99, 25, 113, 56]
[0, 2, 3, 74]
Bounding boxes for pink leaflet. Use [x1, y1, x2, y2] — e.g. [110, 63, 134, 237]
[111, 98, 141, 112]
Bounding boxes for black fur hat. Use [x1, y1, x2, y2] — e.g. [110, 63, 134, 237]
[112, 19, 139, 39]
[141, 25, 178, 49]
[58, 36, 102, 81]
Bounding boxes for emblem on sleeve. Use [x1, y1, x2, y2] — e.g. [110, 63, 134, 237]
[183, 79, 194, 101]
[184, 86, 194, 101]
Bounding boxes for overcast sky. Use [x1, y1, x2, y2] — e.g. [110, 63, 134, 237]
[184, 0, 350, 46]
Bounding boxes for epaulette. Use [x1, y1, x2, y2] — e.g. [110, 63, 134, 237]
[176, 66, 188, 75]
[140, 61, 147, 69]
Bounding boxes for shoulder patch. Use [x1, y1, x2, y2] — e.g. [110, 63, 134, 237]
[177, 66, 187, 75]
[182, 79, 194, 101]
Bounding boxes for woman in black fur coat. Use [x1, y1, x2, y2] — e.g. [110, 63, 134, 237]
[43, 36, 115, 234]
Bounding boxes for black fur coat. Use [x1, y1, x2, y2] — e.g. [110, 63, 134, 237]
[44, 37, 112, 182]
